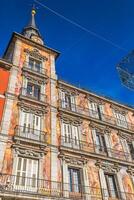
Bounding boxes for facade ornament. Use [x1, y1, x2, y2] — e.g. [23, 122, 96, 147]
[13, 146, 46, 158]
[118, 131, 133, 142]
[58, 112, 82, 125]
[90, 122, 106, 133]
[104, 126, 112, 134]
[110, 104, 128, 115]
[24, 48, 48, 61]
[59, 153, 88, 166]
[87, 95, 105, 105]
[95, 160, 121, 173]
[58, 83, 79, 95]
[127, 166, 134, 176]
[22, 71, 47, 85]
[18, 101, 47, 115]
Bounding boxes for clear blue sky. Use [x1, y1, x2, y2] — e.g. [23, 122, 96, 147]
[0, 0, 134, 106]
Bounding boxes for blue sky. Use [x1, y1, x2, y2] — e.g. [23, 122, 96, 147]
[0, 0, 134, 106]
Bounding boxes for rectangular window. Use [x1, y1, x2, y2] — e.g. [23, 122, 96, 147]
[88, 102, 99, 119]
[95, 132, 107, 153]
[26, 82, 41, 100]
[62, 122, 79, 149]
[15, 157, 38, 189]
[128, 143, 134, 159]
[105, 174, 118, 198]
[29, 57, 42, 73]
[68, 168, 81, 193]
[20, 111, 41, 141]
[60, 91, 76, 111]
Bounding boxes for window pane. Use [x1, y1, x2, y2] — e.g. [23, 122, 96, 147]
[29, 58, 34, 69]
[35, 60, 41, 72]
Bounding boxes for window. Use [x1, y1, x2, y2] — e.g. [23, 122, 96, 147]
[128, 143, 134, 159]
[105, 174, 118, 198]
[20, 111, 41, 140]
[27, 82, 41, 100]
[88, 102, 105, 120]
[96, 132, 107, 153]
[60, 91, 76, 111]
[113, 111, 127, 128]
[29, 57, 42, 73]
[68, 168, 81, 193]
[62, 122, 79, 149]
[15, 157, 38, 190]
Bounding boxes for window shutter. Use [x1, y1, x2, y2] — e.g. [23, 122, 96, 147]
[89, 102, 98, 118]
[99, 169, 109, 200]
[92, 129, 99, 153]
[72, 125, 79, 148]
[120, 138, 131, 161]
[104, 134, 112, 157]
[71, 96, 76, 111]
[60, 91, 66, 108]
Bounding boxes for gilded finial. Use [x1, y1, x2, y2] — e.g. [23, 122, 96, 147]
[32, 4, 36, 15]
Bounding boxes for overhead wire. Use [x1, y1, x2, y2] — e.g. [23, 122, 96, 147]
[34, 0, 128, 52]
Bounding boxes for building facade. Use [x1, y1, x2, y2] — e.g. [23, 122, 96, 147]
[0, 7, 134, 200]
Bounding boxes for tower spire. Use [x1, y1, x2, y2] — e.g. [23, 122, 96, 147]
[22, 5, 44, 44]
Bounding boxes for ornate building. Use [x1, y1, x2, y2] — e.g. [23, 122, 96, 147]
[0, 7, 134, 200]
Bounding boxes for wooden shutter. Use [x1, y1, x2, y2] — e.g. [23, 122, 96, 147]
[89, 102, 98, 119]
[71, 95, 76, 111]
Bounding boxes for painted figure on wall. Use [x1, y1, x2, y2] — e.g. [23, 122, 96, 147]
[122, 173, 134, 200]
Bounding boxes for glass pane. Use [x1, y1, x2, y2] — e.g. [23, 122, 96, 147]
[35, 61, 41, 72]
[29, 58, 34, 69]
[34, 85, 40, 99]
[27, 84, 33, 95]
[108, 175, 117, 198]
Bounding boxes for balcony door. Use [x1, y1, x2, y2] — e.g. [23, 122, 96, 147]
[20, 111, 41, 141]
[60, 91, 76, 111]
[15, 157, 38, 192]
[62, 123, 72, 147]
[72, 125, 80, 149]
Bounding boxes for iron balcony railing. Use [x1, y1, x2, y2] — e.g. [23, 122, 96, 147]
[20, 87, 47, 103]
[59, 100, 134, 132]
[23, 62, 47, 75]
[0, 174, 133, 199]
[14, 125, 46, 143]
[61, 136, 134, 162]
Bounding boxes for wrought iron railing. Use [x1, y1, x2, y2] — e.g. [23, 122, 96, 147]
[59, 100, 134, 131]
[23, 62, 47, 75]
[0, 174, 133, 199]
[20, 87, 47, 103]
[61, 136, 134, 162]
[14, 125, 46, 143]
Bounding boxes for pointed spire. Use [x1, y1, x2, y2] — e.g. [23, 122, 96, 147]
[28, 5, 37, 29]
[22, 5, 44, 44]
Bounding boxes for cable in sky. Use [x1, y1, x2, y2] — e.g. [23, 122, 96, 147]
[34, 0, 128, 52]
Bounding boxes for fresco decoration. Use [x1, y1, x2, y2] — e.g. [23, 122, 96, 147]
[121, 169, 134, 200]
[1, 142, 13, 174]
[87, 161, 102, 198]
[76, 93, 89, 115]
[110, 132, 124, 159]
[81, 121, 93, 152]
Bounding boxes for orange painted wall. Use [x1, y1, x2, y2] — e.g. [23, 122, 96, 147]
[0, 67, 10, 122]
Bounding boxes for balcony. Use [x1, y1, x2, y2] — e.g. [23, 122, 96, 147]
[14, 125, 47, 145]
[23, 62, 48, 78]
[0, 174, 133, 200]
[59, 100, 134, 132]
[60, 136, 134, 162]
[19, 87, 47, 105]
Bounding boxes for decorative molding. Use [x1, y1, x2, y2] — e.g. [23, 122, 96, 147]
[13, 146, 45, 158]
[58, 112, 82, 125]
[18, 101, 47, 115]
[87, 95, 105, 105]
[118, 131, 134, 142]
[127, 166, 134, 176]
[22, 71, 47, 85]
[59, 153, 88, 166]
[90, 122, 107, 133]
[95, 160, 121, 173]
[110, 104, 128, 115]
[58, 83, 79, 95]
[24, 48, 48, 61]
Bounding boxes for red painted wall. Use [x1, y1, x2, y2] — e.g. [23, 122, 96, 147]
[0, 67, 10, 122]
